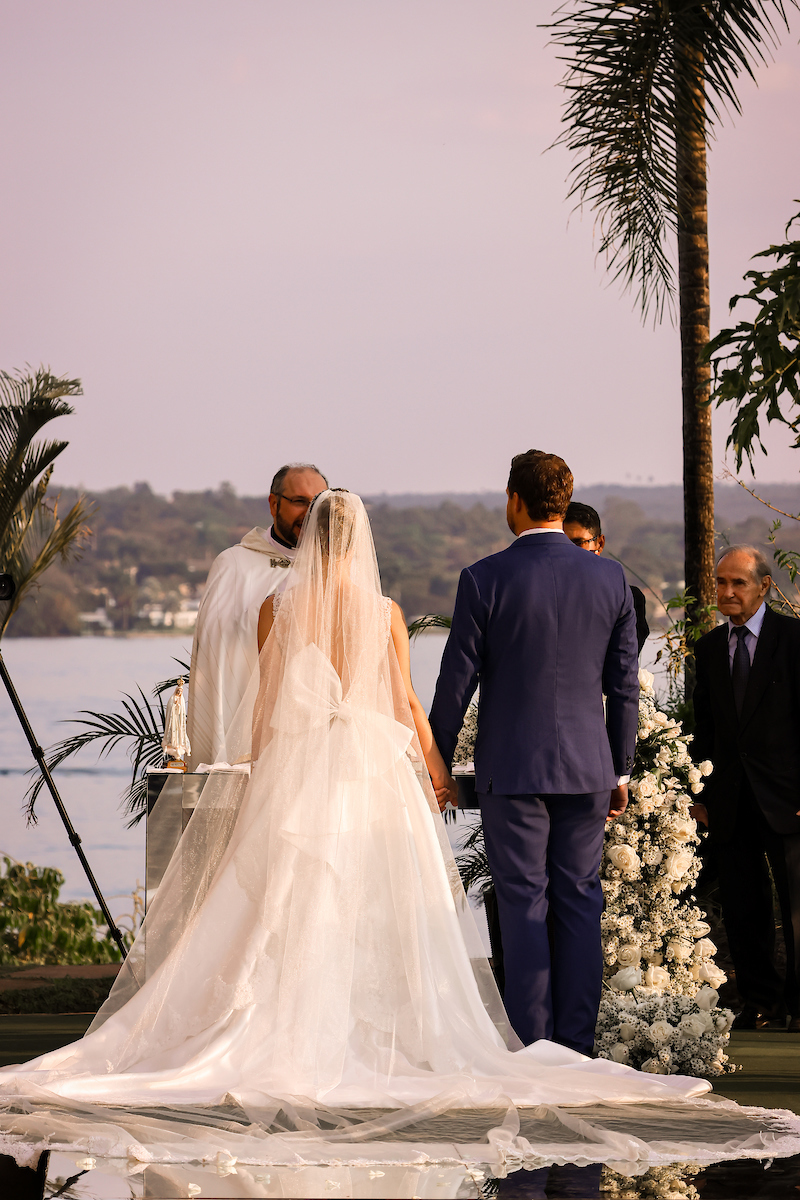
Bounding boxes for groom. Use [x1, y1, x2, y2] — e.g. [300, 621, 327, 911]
[430, 450, 639, 1055]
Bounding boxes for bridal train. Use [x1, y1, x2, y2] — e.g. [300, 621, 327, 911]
[1, 491, 798, 1178]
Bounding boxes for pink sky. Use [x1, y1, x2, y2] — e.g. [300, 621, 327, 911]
[1, 1, 799, 496]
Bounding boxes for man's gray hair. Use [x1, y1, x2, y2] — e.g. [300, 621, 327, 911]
[717, 544, 772, 586]
[270, 463, 328, 496]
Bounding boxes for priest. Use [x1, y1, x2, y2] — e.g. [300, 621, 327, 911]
[187, 463, 328, 768]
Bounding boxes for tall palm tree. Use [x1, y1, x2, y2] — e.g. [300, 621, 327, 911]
[0, 368, 93, 637]
[548, 0, 795, 651]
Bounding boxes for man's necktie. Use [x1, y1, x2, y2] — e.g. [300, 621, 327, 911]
[731, 625, 750, 716]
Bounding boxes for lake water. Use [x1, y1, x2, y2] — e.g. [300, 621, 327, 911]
[0, 631, 665, 924]
[0, 634, 451, 919]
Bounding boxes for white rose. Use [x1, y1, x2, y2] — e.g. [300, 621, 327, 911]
[609, 1043, 632, 1064]
[698, 962, 727, 989]
[690, 921, 711, 939]
[638, 668, 655, 695]
[619, 1022, 638, 1043]
[617, 944, 642, 969]
[691, 782, 705, 794]
[671, 817, 697, 842]
[648, 1019, 674, 1043]
[699, 760, 714, 777]
[643, 964, 670, 989]
[687, 767, 702, 784]
[678, 1013, 708, 1039]
[637, 773, 658, 799]
[666, 937, 693, 962]
[607, 845, 641, 875]
[715, 1009, 734, 1033]
[609, 967, 642, 992]
[653, 711, 669, 726]
[663, 850, 693, 880]
[693, 938, 718, 961]
[695, 986, 720, 1011]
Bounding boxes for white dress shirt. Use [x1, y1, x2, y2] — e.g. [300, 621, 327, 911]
[727, 601, 767, 670]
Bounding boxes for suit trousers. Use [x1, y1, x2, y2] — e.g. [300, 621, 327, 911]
[715, 782, 800, 1016]
[478, 791, 608, 1055]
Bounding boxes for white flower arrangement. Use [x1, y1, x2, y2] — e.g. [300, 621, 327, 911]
[596, 669, 734, 1076]
[600, 1163, 701, 1199]
[451, 668, 733, 1078]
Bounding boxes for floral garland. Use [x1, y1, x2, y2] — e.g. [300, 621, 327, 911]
[597, 670, 734, 1076]
[451, 670, 734, 1078]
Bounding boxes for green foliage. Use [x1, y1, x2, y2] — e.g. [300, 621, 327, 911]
[0, 857, 128, 965]
[655, 589, 718, 724]
[0, 367, 94, 638]
[707, 208, 800, 470]
[547, 1, 795, 321]
[26, 661, 190, 826]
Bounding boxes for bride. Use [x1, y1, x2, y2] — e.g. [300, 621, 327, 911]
[1, 490, 799, 1176]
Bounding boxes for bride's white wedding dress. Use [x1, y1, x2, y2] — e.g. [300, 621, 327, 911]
[1, 491, 799, 1179]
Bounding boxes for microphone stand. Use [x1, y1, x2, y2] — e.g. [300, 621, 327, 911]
[0, 647, 128, 960]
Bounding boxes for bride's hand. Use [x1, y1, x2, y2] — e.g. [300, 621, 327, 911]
[432, 773, 458, 812]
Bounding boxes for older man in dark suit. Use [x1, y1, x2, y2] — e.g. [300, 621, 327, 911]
[692, 545, 800, 1031]
[430, 450, 639, 1056]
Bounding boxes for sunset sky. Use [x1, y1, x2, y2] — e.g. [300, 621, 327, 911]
[2, 1, 799, 496]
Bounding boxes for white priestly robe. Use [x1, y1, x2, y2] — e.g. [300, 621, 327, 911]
[187, 526, 295, 769]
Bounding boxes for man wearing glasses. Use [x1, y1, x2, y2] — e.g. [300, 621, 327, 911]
[563, 502, 650, 655]
[188, 463, 328, 768]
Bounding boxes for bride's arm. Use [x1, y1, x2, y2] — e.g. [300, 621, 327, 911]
[257, 595, 276, 653]
[390, 601, 457, 812]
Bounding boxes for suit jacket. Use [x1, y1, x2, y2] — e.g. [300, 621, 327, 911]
[692, 604, 800, 839]
[429, 531, 639, 795]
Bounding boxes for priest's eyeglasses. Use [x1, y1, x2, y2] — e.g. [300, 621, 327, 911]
[275, 493, 316, 511]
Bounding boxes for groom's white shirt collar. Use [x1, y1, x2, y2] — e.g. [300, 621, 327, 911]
[518, 528, 566, 537]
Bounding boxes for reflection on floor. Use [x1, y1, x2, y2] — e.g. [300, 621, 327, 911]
[0, 1149, 794, 1198]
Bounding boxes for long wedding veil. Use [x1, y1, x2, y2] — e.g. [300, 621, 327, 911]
[3, 492, 800, 1179]
[86, 488, 514, 1099]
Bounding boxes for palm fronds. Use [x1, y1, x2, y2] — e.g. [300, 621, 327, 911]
[546, 1, 796, 322]
[454, 816, 493, 904]
[407, 612, 452, 639]
[0, 368, 81, 541]
[26, 659, 191, 829]
[0, 471, 94, 637]
[0, 366, 92, 640]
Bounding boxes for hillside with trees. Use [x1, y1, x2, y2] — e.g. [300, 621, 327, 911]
[5, 481, 800, 636]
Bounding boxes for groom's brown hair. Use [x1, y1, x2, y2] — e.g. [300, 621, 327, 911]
[508, 450, 573, 521]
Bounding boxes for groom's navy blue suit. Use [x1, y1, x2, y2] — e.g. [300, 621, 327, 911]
[430, 530, 639, 1054]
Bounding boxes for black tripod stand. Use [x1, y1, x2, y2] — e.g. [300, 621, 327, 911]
[0, 576, 127, 959]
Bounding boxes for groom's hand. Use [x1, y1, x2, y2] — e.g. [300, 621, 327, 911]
[607, 783, 628, 820]
[433, 773, 458, 812]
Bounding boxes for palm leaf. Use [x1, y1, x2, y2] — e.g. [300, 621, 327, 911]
[546, 0, 796, 321]
[0, 483, 94, 638]
[26, 659, 192, 829]
[0, 368, 81, 541]
[407, 612, 452, 639]
[454, 816, 493, 903]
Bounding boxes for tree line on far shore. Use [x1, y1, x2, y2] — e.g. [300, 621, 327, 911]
[6, 480, 799, 637]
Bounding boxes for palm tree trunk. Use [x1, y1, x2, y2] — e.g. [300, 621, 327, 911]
[676, 43, 715, 687]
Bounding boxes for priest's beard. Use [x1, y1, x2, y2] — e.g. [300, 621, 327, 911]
[273, 503, 304, 547]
